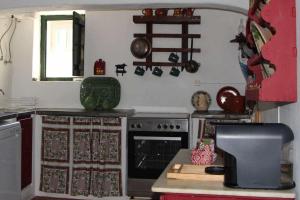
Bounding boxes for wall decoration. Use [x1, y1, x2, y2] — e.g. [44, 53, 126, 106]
[94, 58, 106, 75]
[115, 63, 127, 76]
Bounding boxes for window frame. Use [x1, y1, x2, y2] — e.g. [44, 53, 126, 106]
[40, 15, 77, 81]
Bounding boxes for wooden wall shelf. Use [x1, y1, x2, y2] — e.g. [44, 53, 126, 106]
[132, 15, 201, 70]
[151, 48, 201, 53]
[133, 16, 201, 24]
[133, 33, 201, 38]
[133, 61, 185, 67]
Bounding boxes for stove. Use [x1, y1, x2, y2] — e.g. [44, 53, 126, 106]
[127, 113, 189, 198]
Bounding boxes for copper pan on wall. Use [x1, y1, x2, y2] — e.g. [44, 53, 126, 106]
[130, 37, 152, 59]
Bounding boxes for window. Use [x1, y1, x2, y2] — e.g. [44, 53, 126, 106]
[40, 12, 85, 81]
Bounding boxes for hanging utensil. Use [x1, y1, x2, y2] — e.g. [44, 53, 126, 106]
[130, 37, 152, 59]
[185, 38, 199, 73]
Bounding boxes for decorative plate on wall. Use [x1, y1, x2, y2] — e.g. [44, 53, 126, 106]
[216, 86, 240, 110]
[80, 77, 121, 110]
[191, 91, 211, 111]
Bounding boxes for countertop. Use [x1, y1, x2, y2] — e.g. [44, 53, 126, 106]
[1, 108, 254, 120]
[152, 149, 295, 199]
[130, 112, 190, 119]
[0, 109, 35, 120]
[36, 108, 135, 117]
[0, 108, 135, 121]
[192, 110, 251, 119]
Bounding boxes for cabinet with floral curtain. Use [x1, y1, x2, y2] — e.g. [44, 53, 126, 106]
[40, 115, 123, 198]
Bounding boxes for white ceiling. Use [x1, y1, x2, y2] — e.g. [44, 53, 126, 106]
[0, 0, 248, 15]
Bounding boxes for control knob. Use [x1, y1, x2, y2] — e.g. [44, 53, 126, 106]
[137, 123, 142, 129]
[176, 125, 181, 129]
[163, 124, 168, 129]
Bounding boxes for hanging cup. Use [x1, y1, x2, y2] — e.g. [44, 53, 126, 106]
[173, 8, 183, 16]
[152, 67, 163, 77]
[168, 52, 179, 63]
[142, 8, 153, 16]
[134, 66, 145, 76]
[183, 8, 195, 16]
[170, 67, 180, 77]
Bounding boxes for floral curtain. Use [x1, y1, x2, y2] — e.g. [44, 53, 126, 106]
[40, 115, 122, 198]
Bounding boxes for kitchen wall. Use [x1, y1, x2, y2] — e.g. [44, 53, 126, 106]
[10, 17, 83, 109]
[9, 9, 246, 112]
[0, 17, 13, 105]
[0, 0, 299, 198]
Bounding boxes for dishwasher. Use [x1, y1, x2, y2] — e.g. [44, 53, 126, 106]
[0, 120, 21, 200]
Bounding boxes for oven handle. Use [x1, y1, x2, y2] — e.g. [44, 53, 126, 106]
[133, 136, 181, 141]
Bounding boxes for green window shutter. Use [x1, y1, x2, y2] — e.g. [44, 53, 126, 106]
[73, 11, 85, 76]
[40, 15, 47, 81]
[40, 15, 74, 81]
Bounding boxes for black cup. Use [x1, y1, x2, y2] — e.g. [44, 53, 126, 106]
[168, 53, 179, 63]
[170, 67, 180, 77]
[134, 66, 145, 76]
[152, 67, 163, 77]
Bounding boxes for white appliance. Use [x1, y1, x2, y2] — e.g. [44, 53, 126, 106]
[0, 120, 21, 200]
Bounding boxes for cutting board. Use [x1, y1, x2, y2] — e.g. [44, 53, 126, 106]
[166, 164, 223, 181]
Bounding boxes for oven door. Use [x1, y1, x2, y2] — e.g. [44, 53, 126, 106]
[128, 131, 188, 179]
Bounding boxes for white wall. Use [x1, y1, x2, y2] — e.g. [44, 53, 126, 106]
[10, 10, 246, 112]
[0, 17, 14, 106]
[9, 16, 83, 108]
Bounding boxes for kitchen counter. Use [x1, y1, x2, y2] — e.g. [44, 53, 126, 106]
[36, 108, 135, 117]
[152, 149, 295, 199]
[0, 109, 35, 120]
[131, 112, 190, 119]
[0, 108, 134, 120]
[192, 110, 251, 119]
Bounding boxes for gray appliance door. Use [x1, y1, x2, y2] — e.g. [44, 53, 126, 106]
[0, 122, 21, 200]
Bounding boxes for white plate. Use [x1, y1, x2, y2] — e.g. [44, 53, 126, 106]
[251, 21, 273, 44]
[250, 22, 264, 53]
[191, 91, 211, 111]
[250, 21, 274, 77]
[250, 0, 255, 8]
[250, 21, 272, 48]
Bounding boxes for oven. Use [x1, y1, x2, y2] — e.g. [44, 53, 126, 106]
[127, 115, 189, 198]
